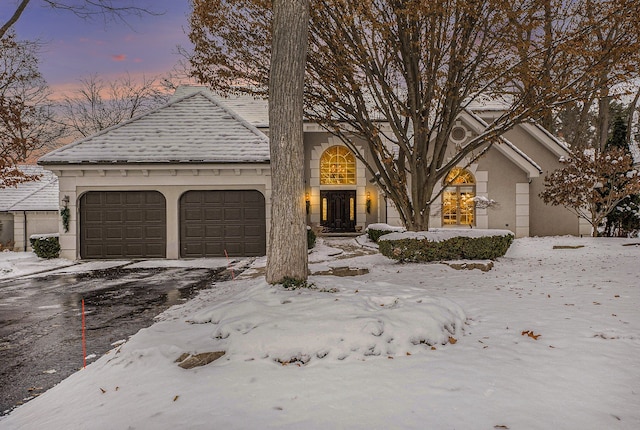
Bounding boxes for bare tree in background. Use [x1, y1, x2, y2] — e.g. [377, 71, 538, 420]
[524, 0, 640, 150]
[1, 0, 162, 186]
[59, 73, 171, 139]
[1, 0, 158, 39]
[0, 32, 63, 187]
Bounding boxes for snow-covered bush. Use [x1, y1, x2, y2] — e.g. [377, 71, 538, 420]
[307, 226, 316, 249]
[365, 223, 406, 242]
[472, 195, 498, 209]
[378, 231, 513, 262]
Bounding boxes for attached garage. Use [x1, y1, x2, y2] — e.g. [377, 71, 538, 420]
[39, 87, 273, 260]
[180, 190, 266, 258]
[80, 191, 166, 259]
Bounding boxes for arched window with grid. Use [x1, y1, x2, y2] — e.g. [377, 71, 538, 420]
[320, 146, 356, 185]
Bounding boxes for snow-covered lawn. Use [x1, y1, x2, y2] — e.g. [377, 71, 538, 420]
[0, 252, 73, 280]
[1, 236, 639, 429]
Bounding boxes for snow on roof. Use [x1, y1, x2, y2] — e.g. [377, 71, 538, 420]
[39, 89, 270, 165]
[0, 165, 59, 212]
[466, 97, 512, 111]
[172, 86, 270, 128]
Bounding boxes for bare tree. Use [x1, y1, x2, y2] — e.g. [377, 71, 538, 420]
[190, 0, 636, 231]
[0, 32, 63, 187]
[265, 0, 310, 284]
[59, 73, 170, 139]
[533, 0, 640, 150]
[1, 0, 158, 39]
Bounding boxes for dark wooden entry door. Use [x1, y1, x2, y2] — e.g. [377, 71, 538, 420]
[320, 190, 356, 232]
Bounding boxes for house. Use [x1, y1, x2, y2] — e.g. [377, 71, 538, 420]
[0, 165, 59, 251]
[39, 86, 588, 260]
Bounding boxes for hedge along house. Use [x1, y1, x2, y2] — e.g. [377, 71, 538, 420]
[0, 165, 59, 251]
[39, 86, 587, 260]
[39, 88, 271, 260]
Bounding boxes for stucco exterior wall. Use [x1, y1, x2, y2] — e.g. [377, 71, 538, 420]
[10, 211, 59, 251]
[0, 213, 14, 247]
[477, 149, 529, 235]
[48, 164, 271, 260]
[499, 125, 580, 236]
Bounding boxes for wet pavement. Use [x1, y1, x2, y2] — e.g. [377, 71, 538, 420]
[0, 264, 230, 415]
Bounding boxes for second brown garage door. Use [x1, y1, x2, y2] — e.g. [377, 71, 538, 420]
[180, 190, 266, 258]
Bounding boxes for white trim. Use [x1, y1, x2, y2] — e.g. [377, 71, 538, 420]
[520, 122, 570, 158]
[475, 170, 489, 229]
[515, 183, 530, 237]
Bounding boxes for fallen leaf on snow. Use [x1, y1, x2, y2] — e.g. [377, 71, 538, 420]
[521, 330, 541, 340]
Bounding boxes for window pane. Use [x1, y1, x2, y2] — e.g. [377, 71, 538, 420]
[442, 188, 458, 225]
[320, 146, 357, 185]
[322, 198, 327, 221]
[349, 197, 354, 221]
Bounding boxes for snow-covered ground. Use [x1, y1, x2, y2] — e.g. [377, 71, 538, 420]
[1, 236, 639, 429]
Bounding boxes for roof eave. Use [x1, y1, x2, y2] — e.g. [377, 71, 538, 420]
[39, 159, 271, 166]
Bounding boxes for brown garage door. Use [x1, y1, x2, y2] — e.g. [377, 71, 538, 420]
[180, 190, 266, 258]
[80, 191, 166, 259]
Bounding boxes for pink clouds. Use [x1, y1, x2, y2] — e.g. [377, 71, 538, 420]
[9, 0, 191, 95]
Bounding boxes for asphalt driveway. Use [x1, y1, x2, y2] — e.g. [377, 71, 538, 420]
[0, 262, 231, 415]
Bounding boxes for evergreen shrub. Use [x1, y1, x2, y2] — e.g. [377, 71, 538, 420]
[30, 235, 61, 259]
[379, 234, 513, 263]
[367, 228, 392, 243]
[307, 227, 316, 249]
[366, 223, 406, 242]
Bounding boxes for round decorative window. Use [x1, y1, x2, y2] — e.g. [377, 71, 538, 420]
[450, 126, 468, 143]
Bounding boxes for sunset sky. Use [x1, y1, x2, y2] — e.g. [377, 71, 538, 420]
[1, 0, 192, 96]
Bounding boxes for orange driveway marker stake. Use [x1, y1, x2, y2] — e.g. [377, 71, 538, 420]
[82, 299, 86, 369]
[224, 249, 235, 280]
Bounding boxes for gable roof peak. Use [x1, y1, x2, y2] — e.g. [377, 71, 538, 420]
[39, 87, 270, 165]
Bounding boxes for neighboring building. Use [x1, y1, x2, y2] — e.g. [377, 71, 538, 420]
[39, 86, 587, 260]
[0, 165, 59, 251]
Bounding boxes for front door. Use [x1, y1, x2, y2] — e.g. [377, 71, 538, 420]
[320, 190, 356, 232]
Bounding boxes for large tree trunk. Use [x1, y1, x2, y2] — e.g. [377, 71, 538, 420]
[265, 0, 310, 284]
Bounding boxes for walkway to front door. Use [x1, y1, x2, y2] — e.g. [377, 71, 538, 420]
[320, 190, 356, 232]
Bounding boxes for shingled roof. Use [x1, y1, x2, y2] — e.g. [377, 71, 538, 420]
[0, 165, 58, 212]
[39, 88, 270, 165]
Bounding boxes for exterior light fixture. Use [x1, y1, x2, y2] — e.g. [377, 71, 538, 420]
[366, 191, 371, 214]
[305, 192, 311, 215]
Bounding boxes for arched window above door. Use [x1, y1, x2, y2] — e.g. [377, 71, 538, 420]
[445, 167, 475, 185]
[320, 146, 356, 185]
[442, 167, 476, 226]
